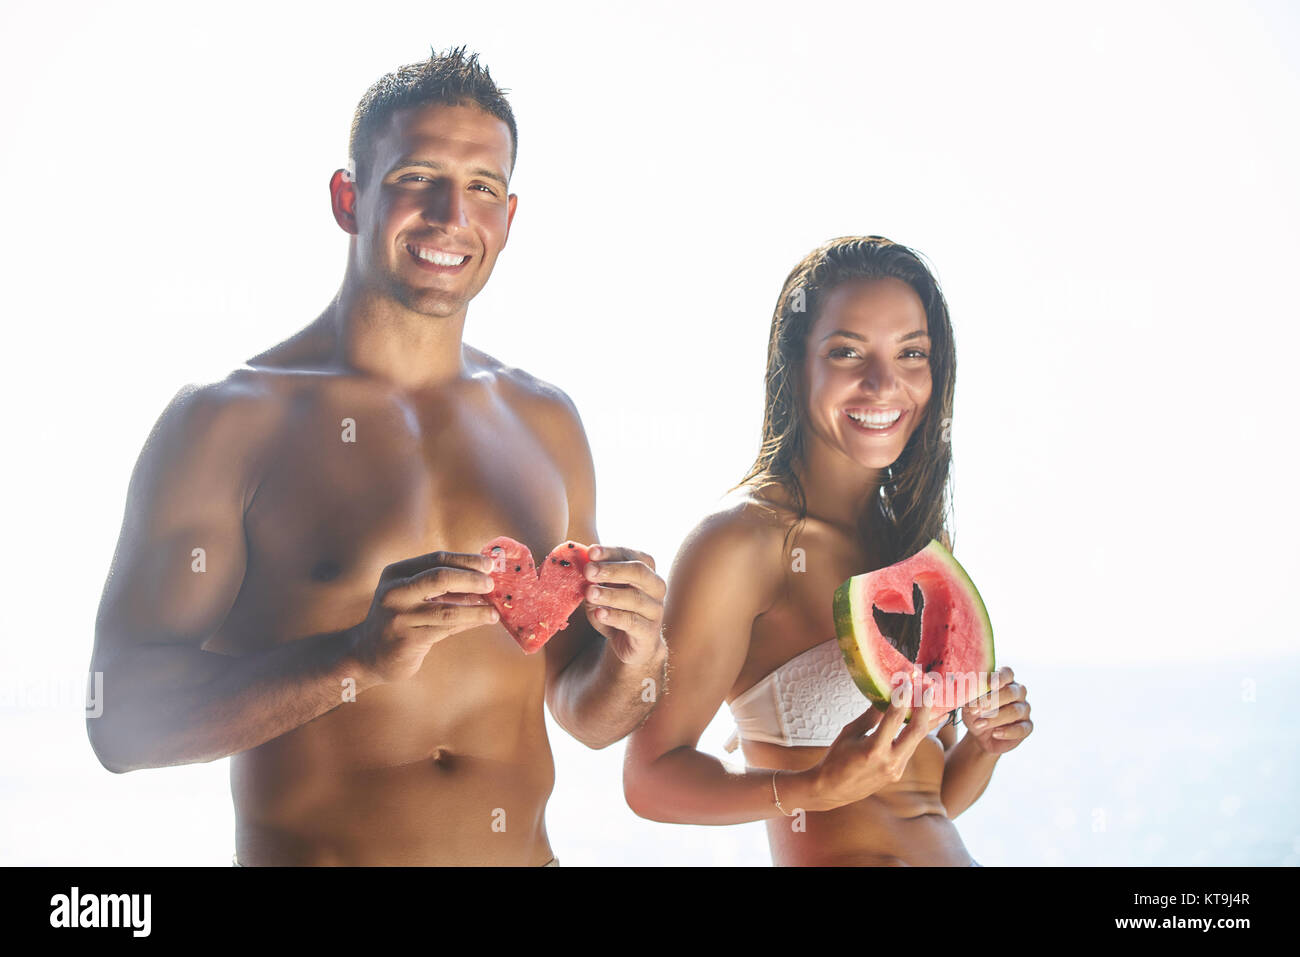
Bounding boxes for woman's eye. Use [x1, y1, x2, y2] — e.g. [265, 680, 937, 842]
[472, 184, 496, 195]
[828, 347, 858, 359]
[904, 349, 929, 359]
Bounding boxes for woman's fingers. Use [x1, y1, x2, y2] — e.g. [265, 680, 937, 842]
[836, 704, 885, 742]
[992, 718, 1033, 741]
[896, 682, 936, 750]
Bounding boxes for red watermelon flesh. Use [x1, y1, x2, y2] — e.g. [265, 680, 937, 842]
[834, 539, 995, 718]
[480, 536, 592, 654]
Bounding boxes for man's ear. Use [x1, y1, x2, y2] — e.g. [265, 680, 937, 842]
[330, 168, 358, 234]
[501, 193, 518, 248]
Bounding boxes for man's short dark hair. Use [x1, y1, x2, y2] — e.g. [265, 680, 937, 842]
[348, 45, 517, 187]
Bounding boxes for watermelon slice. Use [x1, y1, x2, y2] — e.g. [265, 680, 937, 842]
[834, 539, 995, 718]
[480, 536, 592, 655]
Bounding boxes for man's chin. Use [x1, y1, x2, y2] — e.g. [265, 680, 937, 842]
[393, 287, 471, 319]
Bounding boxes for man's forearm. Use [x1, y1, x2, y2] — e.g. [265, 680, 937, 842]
[940, 731, 1000, 818]
[550, 634, 668, 749]
[89, 626, 379, 772]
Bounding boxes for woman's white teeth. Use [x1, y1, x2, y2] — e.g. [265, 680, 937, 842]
[848, 410, 902, 428]
[414, 248, 467, 266]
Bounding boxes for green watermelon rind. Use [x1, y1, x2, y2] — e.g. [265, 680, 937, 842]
[834, 540, 995, 717]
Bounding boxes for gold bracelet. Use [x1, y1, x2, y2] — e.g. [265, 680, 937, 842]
[772, 769, 796, 817]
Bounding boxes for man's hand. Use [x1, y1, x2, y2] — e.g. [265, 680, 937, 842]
[349, 551, 500, 684]
[961, 666, 1033, 755]
[580, 545, 666, 665]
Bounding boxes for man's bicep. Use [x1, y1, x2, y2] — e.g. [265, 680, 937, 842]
[93, 385, 256, 669]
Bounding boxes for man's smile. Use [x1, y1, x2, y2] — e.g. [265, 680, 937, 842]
[405, 242, 473, 271]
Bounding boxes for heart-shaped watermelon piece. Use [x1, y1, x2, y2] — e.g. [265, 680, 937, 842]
[480, 536, 592, 654]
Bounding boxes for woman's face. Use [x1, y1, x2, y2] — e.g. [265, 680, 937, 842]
[800, 277, 933, 472]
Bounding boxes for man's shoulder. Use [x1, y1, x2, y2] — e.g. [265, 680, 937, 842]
[467, 346, 586, 436]
[145, 367, 292, 464]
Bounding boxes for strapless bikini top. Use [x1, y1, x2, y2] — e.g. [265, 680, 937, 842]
[724, 638, 953, 752]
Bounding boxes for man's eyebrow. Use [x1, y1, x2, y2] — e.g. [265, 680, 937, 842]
[819, 328, 931, 343]
[389, 158, 508, 188]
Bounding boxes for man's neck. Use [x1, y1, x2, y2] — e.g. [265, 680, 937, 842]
[327, 279, 470, 390]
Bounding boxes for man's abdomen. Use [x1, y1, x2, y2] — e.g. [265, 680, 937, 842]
[230, 640, 557, 866]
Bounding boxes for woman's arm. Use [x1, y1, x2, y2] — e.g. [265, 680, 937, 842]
[939, 733, 1000, 818]
[940, 666, 1032, 817]
[623, 505, 803, 823]
[623, 503, 938, 823]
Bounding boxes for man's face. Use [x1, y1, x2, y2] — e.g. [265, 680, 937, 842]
[346, 102, 517, 318]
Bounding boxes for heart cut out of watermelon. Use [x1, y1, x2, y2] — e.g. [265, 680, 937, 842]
[833, 539, 996, 719]
[480, 536, 592, 655]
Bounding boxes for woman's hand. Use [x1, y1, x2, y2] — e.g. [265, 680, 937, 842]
[961, 666, 1032, 755]
[804, 679, 947, 811]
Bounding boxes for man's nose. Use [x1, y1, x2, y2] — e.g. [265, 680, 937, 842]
[421, 181, 468, 228]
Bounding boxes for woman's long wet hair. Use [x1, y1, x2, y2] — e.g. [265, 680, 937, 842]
[737, 236, 957, 595]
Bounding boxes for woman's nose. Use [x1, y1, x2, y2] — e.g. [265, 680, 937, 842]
[858, 353, 898, 394]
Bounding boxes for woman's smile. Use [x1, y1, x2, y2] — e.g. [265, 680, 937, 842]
[843, 407, 908, 435]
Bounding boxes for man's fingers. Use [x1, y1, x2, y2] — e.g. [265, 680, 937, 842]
[587, 604, 656, 636]
[425, 591, 493, 606]
[387, 566, 495, 606]
[407, 601, 500, 630]
[384, 550, 493, 582]
[584, 581, 661, 619]
[585, 558, 665, 598]
[587, 545, 657, 574]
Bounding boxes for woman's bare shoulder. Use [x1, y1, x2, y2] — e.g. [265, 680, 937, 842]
[670, 487, 798, 611]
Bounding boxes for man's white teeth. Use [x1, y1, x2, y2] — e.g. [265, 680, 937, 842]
[413, 248, 468, 266]
[848, 410, 902, 428]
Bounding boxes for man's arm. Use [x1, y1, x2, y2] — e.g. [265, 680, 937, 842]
[88, 380, 496, 772]
[88, 381, 365, 770]
[525, 386, 667, 750]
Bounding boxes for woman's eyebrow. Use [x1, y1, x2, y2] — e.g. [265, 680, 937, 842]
[819, 328, 931, 343]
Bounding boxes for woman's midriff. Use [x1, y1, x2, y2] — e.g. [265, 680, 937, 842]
[741, 734, 974, 867]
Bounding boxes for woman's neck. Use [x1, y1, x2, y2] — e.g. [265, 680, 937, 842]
[791, 434, 885, 535]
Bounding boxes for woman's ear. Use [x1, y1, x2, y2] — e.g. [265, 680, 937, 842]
[330, 168, 358, 235]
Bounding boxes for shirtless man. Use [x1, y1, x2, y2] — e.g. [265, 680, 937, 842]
[87, 48, 668, 866]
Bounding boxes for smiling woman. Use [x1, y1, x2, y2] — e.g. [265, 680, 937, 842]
[624, 236, 1033, 866]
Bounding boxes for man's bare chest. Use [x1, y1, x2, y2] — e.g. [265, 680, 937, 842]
[217, 387, 571, 646]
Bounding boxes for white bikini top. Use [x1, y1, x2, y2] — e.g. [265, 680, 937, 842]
[724, 638, 951, 752]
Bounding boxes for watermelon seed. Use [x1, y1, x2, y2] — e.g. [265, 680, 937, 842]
[505, 595, 512, 601]
[515, 565, 521, 572]
[559, 559, 572, 567]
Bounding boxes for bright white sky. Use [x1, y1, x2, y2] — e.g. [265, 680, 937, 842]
[1, 0, 1297, 865]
